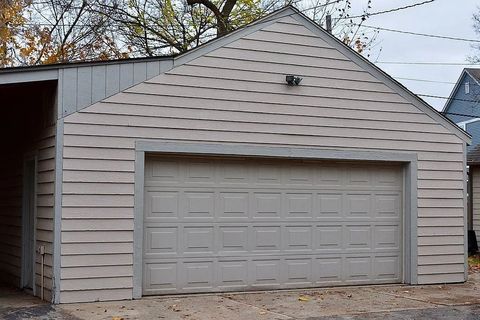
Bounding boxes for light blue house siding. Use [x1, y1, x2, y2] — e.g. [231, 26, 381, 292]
[466, 122, 480, 153]
[443, 71, 480, 152]
[444, 73, 480, 122]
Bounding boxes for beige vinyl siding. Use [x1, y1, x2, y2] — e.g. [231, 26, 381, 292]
[34, 124, 56, 302]
[472, 166, 480, 244]
[59, 16, 466, 302]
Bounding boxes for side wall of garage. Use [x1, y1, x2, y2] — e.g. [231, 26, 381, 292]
[58, 15, 466, 303]
[471, 166, 480, 245]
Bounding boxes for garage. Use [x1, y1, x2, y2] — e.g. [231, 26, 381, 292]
[142, 155, 403, 295]
[0, 6, 470, 304]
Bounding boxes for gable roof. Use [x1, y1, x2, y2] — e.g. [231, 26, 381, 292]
[468, 143, 480, 164]
[442, 68, 480, 115]
[465, 68, 480, 83]
[0, 5, 471, 143]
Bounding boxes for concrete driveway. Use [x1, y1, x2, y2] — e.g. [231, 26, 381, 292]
[2, 273, 480, 319]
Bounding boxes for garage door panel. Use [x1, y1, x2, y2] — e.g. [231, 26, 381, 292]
[374, 256, 400, 280]
[148, 160, 180, 184]
[285, 226, 313, 251]
[220, 163, 249, 184]
[374, 168, 403, 187]
[317, 225, 342, 250]
[183, 227, 214, 253]
[219, 192, 249, 218]
[286, 166, 315, 185]
[375, 225, 401, 250]
[253, 192, 282, 218]
[184, 191, 215, 218]
[286, 193, 313, 218]
[146, 191, 179, 219]
[144, 226, 178, 255]
[318, 193, 343, 217]
[250, 259, 282, 287]
[254, 164, 283, 185]
[252, 226, 282, 251]
[346, 168, 371, 187]
[318, 167, 345, 186]
[285, 259, 312, 285]
[345, 256, 372, 282]
[345, 193, 372, 217]
[143, 157, 403, 295]
[219, 226, 249, 253]
[185, 161, 216, 184]
[218, 260, 248, 289]
[375, 194, 401, 217]
[183, 260, 215, 290]
[345, 225, 372, 249]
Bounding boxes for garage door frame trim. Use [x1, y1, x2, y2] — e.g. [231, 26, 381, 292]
[133, 140, 418, 299]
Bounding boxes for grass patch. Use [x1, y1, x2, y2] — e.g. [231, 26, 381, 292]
[469, 254, 480, 272]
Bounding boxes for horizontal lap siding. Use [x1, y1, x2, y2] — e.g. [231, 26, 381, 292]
[59, 16, 466, 302]
[35, 125, 56, 302]
[0, 157, 22, 287]
[472, 167, 480, 244]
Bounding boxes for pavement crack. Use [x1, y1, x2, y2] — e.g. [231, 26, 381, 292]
[381, 291, 450, 307]
[221, 294, 295, 319]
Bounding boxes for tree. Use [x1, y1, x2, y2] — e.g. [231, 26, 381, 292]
[97, 0, 285, 56]
[470, 7, 480, 63]
[0, 0, 30, 67]
[0, 0, 129, 67]
[99, 0, 376, 58]
[1, 0, 378, 67]
[302, 0, 377, 56]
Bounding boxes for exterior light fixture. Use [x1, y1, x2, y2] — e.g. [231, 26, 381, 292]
[286, 75, 303, 86]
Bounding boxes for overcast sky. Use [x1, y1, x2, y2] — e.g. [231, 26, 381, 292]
[344, 0, 479, 110]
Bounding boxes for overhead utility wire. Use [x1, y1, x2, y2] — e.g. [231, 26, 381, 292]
[359, 25, 480, 43]
[394, 77, 456, 84]
[417, 94, 480, 103]
[338, 0, 436, 19]
[443, 111, 480, 118]
[375, 61, 479, 66]
[23, 0, 431, 27]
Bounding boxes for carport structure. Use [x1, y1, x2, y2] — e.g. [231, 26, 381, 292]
[0, 77, 57, 301]
[0, 57, 172, 302]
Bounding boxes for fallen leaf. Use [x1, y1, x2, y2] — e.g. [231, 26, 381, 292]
[298, 296, 310, 302]
[112, 317, 123, 320]
[168, 304, 182, 312]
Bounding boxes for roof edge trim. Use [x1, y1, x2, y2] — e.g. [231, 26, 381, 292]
[0, 69, 58, 85]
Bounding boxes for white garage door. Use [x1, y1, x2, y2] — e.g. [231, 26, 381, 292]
[143, 156, 403, 295]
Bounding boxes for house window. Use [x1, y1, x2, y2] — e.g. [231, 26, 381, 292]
[465, 82, 470, 94]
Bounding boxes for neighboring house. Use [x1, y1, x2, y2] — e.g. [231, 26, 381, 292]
[0, 6, 471, 304]
[443, 69, 480, 246]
